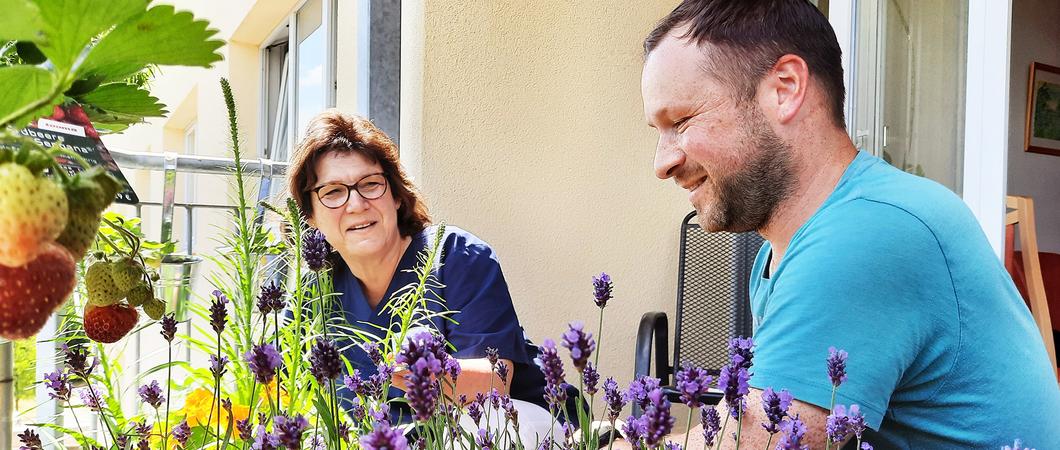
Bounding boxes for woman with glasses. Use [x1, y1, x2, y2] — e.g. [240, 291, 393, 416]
[287, 109, 574, 433]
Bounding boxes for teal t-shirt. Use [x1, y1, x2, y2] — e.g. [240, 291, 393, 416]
[748, 151, 1060, 449]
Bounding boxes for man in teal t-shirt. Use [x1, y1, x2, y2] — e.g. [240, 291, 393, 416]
[642, 0, 1060, 448]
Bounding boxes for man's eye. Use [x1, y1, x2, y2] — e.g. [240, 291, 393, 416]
[674, 117, 691, 129]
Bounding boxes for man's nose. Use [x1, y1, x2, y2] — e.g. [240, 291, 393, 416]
[654, 135, 685, 180]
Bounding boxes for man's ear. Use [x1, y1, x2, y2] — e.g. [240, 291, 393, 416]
[307, 215, 317, 229]
[762, 54, 810, 124]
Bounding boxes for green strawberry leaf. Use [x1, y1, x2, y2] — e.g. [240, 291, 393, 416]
[76, 82, 167, 124]
[0, 65, 57, 128]
[0, 0, 45, 42]
[33, 0, 148, 74]
[80, 3, 224, 83]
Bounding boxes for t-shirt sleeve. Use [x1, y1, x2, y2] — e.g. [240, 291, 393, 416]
[748, 200, 958, 430]
[437, 230, 531, 365]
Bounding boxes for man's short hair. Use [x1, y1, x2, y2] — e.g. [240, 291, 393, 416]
[644, 0, 846, 128]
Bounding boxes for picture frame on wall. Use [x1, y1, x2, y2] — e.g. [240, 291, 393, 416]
[1025, 62, 1060, 156]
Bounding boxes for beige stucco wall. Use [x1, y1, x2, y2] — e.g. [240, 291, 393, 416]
[403, 1, 688, 393]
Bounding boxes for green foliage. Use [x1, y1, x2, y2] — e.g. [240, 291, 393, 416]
[0, 0, 223, 130]
[13, 338, 36, 406]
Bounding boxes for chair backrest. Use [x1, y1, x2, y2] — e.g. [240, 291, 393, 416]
[672, 211, 764, 375]
[1005, 195, 1058, 377]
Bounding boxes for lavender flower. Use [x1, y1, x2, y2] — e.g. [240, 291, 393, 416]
[209, 354, 229, 378]
[396, 331, 447, 421]
[62, 344, 94, 378]
[338, 421, 352, 442]
[132, 421, 152, 436]
[537, 436, 555, 450]
[252, 424, 280, 450]
[79, 385, 102, 411]
[560, 322, 596, 370]
[160, 313, 177, 342]
[664, 443, 683, 450]
[258, 281, 284, 314]
[776, 415, 809, 450]
[138, 380, 164, 409]
[861, 444, 874, 450]
[18, 429, 42, 450]
[43, 370, 70, 402]
[344, 371, 362, 394]
[274, 414, 309, 450]
[582, 362, 600, 395]
[624, 375, 661, 411]
[359, 420, 408, 450]
[534, 338, 569, 411]
[642, 388, 676, 447]
[303, 229, 332, 272]
[115, 435, 129, 450]
[308, 435, 325, 450]
[1002, 439, 1034, 450]
[827, 347, 848, 387]
[476, 428, 494, 450]
[701, 406, 721, 446]
[826, 404, 867, 443]
[172, 420, 191, 446]
[209, 289, 228, 334]
[603, 377, 626, 421]
[760, 387, 793, 434]
[717, 359, 750, 419]
[674, 363, 712, 408]
[729, 337, 754, 370]
[245, 343, 282, 384]
[309, 338, 342, 383]
[502, 396, 519, 426]
[236, 418, 253, 441]
[495, 360, 508, 385]
[621, 416, 647, 450]
[351, 398, 367, 422]
[467, 400, 483, 425]
[592, 272, 613, 308]
[485, 347, 499, 367]
[362, 342, 383, 365]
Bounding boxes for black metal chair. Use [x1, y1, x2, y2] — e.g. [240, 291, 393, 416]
[633, 211, 764, 415]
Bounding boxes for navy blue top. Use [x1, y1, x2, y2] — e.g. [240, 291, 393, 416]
[334, 225, 573, 422]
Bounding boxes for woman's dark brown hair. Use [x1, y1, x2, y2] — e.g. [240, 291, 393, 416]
[288, 109, 430, 237]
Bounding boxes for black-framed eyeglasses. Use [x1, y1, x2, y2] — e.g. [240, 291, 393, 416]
[309, 173, 389, 209]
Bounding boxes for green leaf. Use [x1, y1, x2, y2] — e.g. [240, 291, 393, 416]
[0, 65, 56, 127]
[77, 82, 167, 123]
[0, 0, 45, 42]
[81, 3, 224, 83]
[34, 0, 149, 74]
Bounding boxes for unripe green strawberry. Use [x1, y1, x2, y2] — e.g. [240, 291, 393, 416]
[0, 163, 69, 267]
[110, 258, 141, 293]
[56, 168, 120, 261]
[126, 282, 152, 307]
[55, 208, 101, 261]
[85, 261, 124, 306]
[142, 297, 165, 320]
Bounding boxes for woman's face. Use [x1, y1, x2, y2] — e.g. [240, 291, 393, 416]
[307, 151, 404, 262]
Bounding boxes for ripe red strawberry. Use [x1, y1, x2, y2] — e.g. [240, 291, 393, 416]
[0, 163, 69, 267]
[0, 242, 76, 340]
[83, 303, 138, 344]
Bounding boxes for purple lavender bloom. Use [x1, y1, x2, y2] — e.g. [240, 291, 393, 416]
[534, 339, 565, 386]
[138, 380, 164, 408]
[502, 395, 519, 426]
[861, 444, 874, 450]
[776, 415, 809, 450]
[209, 354, 229, 378]
[79, 385, 102, 411]
[309, 338, 342, 383]
[396, 331, 446, 421]
[308, 435, 325, 450]
[621, 416, 647, 450]
[592, 272, 613, 308]
[729, 337, 754, 370]
[1002, 439, 1035, 450]
[582, 363, 600, 395]
[701, 406, 721, 446]
[826, 404, 867, 443]
[18, 429, 42, 450]
[761, 387, 793, 434]
[362, 342, 383, 365]
[274, 414, 309, 450]
[172, 420, 191, 446]
[476, 428, 494, 450]
[485, 347, 500, 367]
[244, 343, 282, 384]
[137, 436, 150, 450]
[115, 434, 129, 450]
[664, 443, 683, 450]
[495, 360, 508, 385]
[603, 377, 626, 421]
[624, 375, 661, 411]
[303, 228, 332, 272]
[467, 399, 483, 425]
[545, 382, 569, 410]
[160, 313, 177, 342]
[827, 347, 848, 387]
[236, 417, 253, 441]
[252, 424, 280, 450]
[209, 290, 228, 334]
[488, 388, 502, 410]
[642, 388, 676, 447]
[338, 421, 352, 442]
[536, 436, 554, 450]
[560, 322, 596, 370]
[62, 344, 94, 378]
[351, 398, 367, 422]
[258, 281, 285, 314]
[343, 371, 362, 394]
[359, 420, 408, 450]
[717, 360, 750, 419]
[674, 363, 712, 408]
[43, 370, 70, 402]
